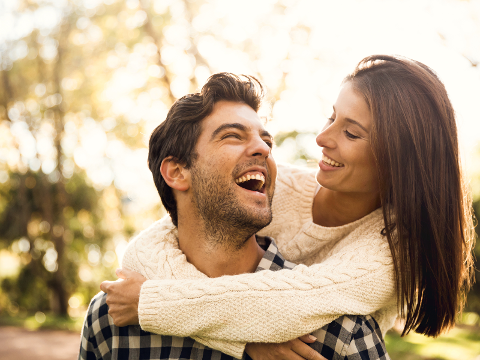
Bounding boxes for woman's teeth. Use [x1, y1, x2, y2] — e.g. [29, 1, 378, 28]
[322, 155, 344, 167]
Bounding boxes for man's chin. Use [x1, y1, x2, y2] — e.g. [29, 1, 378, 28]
[242, 209, 273, 230]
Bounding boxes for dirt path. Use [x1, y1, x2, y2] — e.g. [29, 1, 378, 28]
[0, 326, 81, 360]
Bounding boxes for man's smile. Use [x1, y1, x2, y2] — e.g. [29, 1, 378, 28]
[235, 172, 266, 192]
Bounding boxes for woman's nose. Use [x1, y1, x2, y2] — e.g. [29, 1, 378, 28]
[316, 126, 336, 149]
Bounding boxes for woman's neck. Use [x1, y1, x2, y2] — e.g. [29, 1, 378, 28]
[312, 187, 381, 227]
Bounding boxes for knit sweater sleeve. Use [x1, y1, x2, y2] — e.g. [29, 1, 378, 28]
[138, 229, 395, 344]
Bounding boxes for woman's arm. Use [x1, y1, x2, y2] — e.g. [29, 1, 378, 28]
[101, 270, 326, 360]
[138, 235, 395, 344]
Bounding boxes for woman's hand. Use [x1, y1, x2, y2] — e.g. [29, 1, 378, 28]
[245, 335, 326, 360]
[100, 268, 146, 327]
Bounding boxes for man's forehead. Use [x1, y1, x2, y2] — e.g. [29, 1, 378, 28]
[202, 101, 267, 135]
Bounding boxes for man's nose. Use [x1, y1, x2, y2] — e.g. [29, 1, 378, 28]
[250, 137, 271, 158]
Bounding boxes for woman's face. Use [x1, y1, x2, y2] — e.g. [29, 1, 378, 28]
[316, 81, 379, 196]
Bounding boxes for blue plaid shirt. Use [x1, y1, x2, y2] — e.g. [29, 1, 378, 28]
[79, 236, 390, 360]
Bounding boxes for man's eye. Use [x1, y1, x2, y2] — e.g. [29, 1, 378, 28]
[264, 140, 273, 148]
[222, 134, 241, 140]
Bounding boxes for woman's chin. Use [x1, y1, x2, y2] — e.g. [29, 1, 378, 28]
[315, 171, 334, 190]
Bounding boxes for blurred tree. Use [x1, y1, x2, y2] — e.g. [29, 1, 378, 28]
[0, 170, 108, 315]
[0, 0, 251, 317]
[0, 0, 181, 315]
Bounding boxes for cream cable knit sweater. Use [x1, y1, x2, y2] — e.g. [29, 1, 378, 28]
[122, 164, 398, 359]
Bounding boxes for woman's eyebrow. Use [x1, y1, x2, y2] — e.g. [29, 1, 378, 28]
[210, 123, 247, 140]
[332, 106, 368, 132]
[345, 118, 368, 133]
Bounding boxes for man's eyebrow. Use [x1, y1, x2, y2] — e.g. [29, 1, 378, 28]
[260, 130, 273, 140]
[210, 123, 248, 141]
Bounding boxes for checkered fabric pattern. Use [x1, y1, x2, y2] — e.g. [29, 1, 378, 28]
[255, 236, 297, 272]
[79, 236, 390, 360]
[311, 315, 390, 360]
[256, 237, 390, 360]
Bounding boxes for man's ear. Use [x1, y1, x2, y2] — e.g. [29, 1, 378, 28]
[160, 156, 190, 192]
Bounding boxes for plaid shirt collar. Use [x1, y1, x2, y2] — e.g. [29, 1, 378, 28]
[255, 236, 296, 272]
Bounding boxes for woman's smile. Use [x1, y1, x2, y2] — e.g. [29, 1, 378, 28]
[320, 153, 344, 168]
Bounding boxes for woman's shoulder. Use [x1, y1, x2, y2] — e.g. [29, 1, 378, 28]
[329, 208, 387, 247]
[329, 209, 391, 264]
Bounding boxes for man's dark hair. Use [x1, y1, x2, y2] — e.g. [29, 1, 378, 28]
[148, 72, 264, 226]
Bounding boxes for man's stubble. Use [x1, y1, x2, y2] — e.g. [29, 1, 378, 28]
[189, 159, 274, 251]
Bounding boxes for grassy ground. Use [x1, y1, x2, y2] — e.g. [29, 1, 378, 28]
[0, 313, 84, 332]
[385, 325, 480, 360]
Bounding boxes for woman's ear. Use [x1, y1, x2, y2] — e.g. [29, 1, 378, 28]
[160, 156, 190, 192]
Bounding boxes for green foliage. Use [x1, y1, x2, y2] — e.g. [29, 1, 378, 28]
[0, 312, 83, 332]
[2, 265, 50, 312]
[0, 168, 117, 316]
[385, 325, 480, 360]
[274, 130, 320, 166]
[465, 198, 480, 314]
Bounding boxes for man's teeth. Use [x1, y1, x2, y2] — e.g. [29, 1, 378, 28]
[322, 155, 344, 167]
[235, 174, 265, 189]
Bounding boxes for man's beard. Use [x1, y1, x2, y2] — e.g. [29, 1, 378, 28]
[190, 161, 274, 250]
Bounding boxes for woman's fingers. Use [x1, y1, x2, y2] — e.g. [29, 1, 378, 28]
[291, 338, 327, 360]
[99, 280, 116, 293]
[115, 268, 127, 279]
[99, 269, 146, 327]
[116, 267, 145, 281]
[246, 342, 304, 360]
[297, 334, 317, 344]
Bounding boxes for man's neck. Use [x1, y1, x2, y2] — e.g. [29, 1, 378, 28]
[176, 220, 266, 278]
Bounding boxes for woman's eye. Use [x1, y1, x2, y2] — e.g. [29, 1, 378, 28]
[345, 130, 359, 139]
[328, 117, 335, 123]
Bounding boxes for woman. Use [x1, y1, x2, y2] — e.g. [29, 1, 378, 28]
[105, 55, 475, 359]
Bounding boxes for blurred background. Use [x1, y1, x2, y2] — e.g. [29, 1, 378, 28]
[0, 0, 479, 359]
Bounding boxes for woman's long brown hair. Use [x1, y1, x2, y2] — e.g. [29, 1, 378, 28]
[345, 55, 476, 336]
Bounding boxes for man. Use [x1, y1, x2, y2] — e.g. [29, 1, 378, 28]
[79, 73, 389, 360]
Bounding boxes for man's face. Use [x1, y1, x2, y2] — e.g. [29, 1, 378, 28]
[188, 100, 277, 244]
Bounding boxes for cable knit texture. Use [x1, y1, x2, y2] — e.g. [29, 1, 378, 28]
[122, 164, 397, 359]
